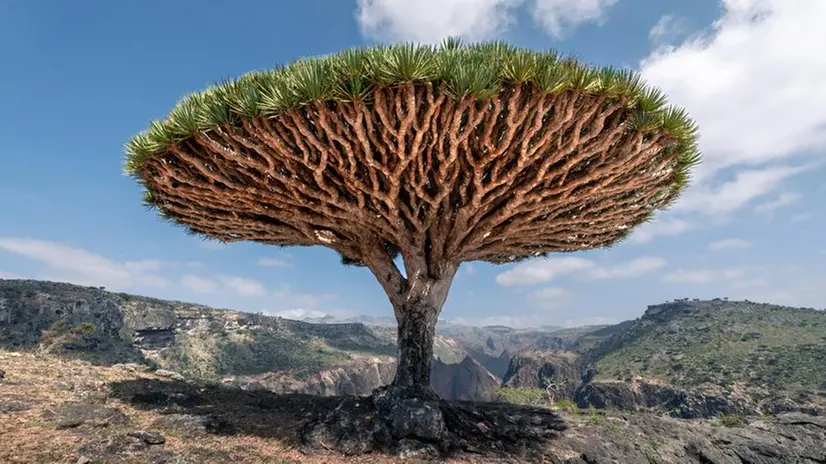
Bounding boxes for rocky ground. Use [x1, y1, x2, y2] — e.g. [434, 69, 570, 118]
[2, 349, 825, 464]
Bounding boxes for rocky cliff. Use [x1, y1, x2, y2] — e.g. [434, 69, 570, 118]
[0, 279, 515, 401]
[497, 299, 826, 418]
[3, 279, 825, 419]
[3, 349, 825, 464]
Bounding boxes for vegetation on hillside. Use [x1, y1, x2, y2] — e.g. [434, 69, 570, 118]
[587, 300, 826, 398]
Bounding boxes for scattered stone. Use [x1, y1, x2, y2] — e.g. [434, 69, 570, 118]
[154, 369, 186, 382]
[76, 434, 192, 464]
[127, 388, 200, 409]
[127, 429, 166, 445]
[52, 380, 74, 391]
[0, 368, 5, 380]
[0, 399, 34, 413]
[301, 387, 567, 460]
[144, 449, 197, 464]
[77, 390, 109, 404]
[151, 413, 233, 436]
[46, 403, 131, 429]
[76, 433, 149, 462]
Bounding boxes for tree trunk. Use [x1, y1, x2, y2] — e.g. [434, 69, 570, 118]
[389, 267, 457, 394]
[392, 295, 439, 390]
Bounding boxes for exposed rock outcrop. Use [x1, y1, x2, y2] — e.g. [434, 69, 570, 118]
[431, 356, 501, 401]
[502, 350, 583, 400]
[572, 379, 754, 418]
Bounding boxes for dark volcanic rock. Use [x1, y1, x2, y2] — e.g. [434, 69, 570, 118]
[127, 429, 166, 445]
[300, 386, 567, 460]
[151, 413, 233, 436]
[573, 380, 751, 418]
[44, 403, 132, 429]
[548, 412, 826, 464]
[0, 396, 37, 413]
[76, 432, 192, 464]
[105, 373, 825, 463]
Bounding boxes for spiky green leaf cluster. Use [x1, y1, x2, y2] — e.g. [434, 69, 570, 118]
[124, 39, 700, 190]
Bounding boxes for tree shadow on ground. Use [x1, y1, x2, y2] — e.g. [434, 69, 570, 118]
[108, 378, 568, 461]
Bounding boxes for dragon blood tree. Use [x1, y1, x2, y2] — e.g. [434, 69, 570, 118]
[125, 40, 699, 401]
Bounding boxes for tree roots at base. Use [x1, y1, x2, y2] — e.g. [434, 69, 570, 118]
[299, 386, 567, 460]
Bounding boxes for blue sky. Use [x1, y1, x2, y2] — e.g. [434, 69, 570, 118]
[1, 0, 824, 327]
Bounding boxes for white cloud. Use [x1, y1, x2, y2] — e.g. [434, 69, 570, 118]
[219, 275, 267, 298]
[639, 0, 826, 221]
[181, 275, 219, 293]
[256, 257, 292, 268]
[662, 267, 747, 283]
[0, 270, 23, 279]
[447, 314, 546, 328]
[561, 315, 618, 328]
[496, 255, 667, 286]
[708, 238, 751, 251]
[590, 257, 667, 279]
[640, 0, 826, 170]
[672, 165, 806, 215]
[626, 216, 693, 244]
[355, 0, 618, 43]
[730, 276, 826, 308]
[355, 0, 522, 43]
[754, 192, 802, 213]
[271, 308, 330, 320]
[531, 0, 617, 38]
[182, 274, 268, 298]
[729, 278, 768, 290]
[462, 263, 477, 276]
[790, 212, 815, 223]
[528, 286, 570, 300]
[446, 312, 617, 329]
[273, 285, 337, 309]
[0, 237, 168, 291]
[648, 14, 687, 45]
[495, 257, 595, 286]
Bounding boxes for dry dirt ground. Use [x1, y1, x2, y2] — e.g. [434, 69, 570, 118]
[1, 349, 563, 464]
[2, 349, 825, 464]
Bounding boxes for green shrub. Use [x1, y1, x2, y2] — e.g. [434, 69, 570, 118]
[587, 405, 604, 425]
[718, 413, 745, 427]
[554, 400, 580, 413]
[496, 387, 547, 407]
[70, 322, 96, 336]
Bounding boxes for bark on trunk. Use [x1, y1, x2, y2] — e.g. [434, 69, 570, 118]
[389, 266, 457, 392]
[392, 296, 439, 389]
[359, 233, 459, 395]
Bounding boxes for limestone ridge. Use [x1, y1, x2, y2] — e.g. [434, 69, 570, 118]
[2, 278, 824, 417]
[0, 278, 513, 400]
[505, 298, 826, 417]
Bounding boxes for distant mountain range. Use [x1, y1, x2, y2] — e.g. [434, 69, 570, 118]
[298, 313, 569, 333]
[1, 278, 823, 418]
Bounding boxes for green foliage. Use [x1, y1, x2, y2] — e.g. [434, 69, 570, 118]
[496, 387, 548, 407]
[587, 405, 604, 425]
[70, 322, 96, 336]
[124, 38, 701, 188]
[718, 413, 746, 428]
[159, 327, 351, 379]
[42, 320, 96, 344]
[590, 301, 826, 399]
[554, 400, 579, 413]
[647, 438, 661, 451]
